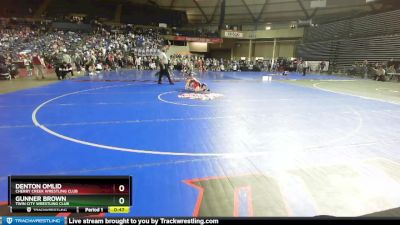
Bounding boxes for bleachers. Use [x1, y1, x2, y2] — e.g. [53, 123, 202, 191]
[304, 9, 400, 43]
[298, 9, 400, 71]
[121, 4, 186, 26]
[298, 34, 400, 70]
[340, 34, 400, 67]
[0, 0, 43, 18]
[1, 0, 188, 29]
[44, 0, 186, 26]
[46, 0, 115, 20]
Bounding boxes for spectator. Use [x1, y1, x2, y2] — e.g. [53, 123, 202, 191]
[373, 66, 386, 81]
[73, 52, 83, 72]
[386, 65, 396, 80]
[23, 55, 32, 77]
[0, 55, 11, 79]
[31, 52, 46, 79]
[319, 61, 326, 73]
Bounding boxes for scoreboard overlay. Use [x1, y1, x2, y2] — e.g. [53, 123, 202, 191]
[8, 176, 132, 214]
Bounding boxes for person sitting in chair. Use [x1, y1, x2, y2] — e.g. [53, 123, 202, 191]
[0, 56, 11, 80]
[372, 66, 386, 81]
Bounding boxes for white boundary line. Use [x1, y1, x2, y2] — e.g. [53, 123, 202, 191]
[0, 116, 236, 129]
[31, 84, 369, 157]
[310, 79, 356, 82]
[306, 107, 363, 151]
[31, 85, 248, 157]
[286, 79, 355, 82]
[313, 82, 400, 105]
[375, 88, 399, 93]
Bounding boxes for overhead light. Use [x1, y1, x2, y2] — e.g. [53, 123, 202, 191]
[265, 26, 271, 30]
[310, 0, 326, 8]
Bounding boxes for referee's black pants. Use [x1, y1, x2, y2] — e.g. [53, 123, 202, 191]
[158, 65, 174, 84]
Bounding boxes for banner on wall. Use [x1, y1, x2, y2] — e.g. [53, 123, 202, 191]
[173, 36, 223, 43]
[223, 30, 244, 38]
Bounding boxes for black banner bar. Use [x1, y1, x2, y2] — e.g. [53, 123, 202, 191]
[10, 206, 109, 213]
[11, 207, 78, 213]
[65, 217, 400, 225]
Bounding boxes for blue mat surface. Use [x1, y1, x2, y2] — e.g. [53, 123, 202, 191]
[1, 70, 399, 216]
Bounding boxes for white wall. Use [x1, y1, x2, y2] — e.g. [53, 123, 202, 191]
[188, 42, 208, 53]
[232, 40, 297, 59]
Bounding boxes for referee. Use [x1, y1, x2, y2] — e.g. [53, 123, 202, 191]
[158, 46, 174, 85]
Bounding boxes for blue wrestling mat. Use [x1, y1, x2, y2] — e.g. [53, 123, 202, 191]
[1, 70, 400, 217]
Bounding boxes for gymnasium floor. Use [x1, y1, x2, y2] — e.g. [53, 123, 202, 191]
[1, 70, 400, 217]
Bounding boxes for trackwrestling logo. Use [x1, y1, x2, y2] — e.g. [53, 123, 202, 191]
[3, 217, 64, 225]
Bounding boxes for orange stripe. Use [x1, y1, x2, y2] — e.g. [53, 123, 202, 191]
[183, 175, 257, 217]
[182, 180, 204, 217]
[87, 212, 106, 218]
[233, 186, 253, 217]
[184, 174, 285, 217]
[184, 175, 229, 183]
[56, 212, 71, 217]
[233, 187, 239, 216]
